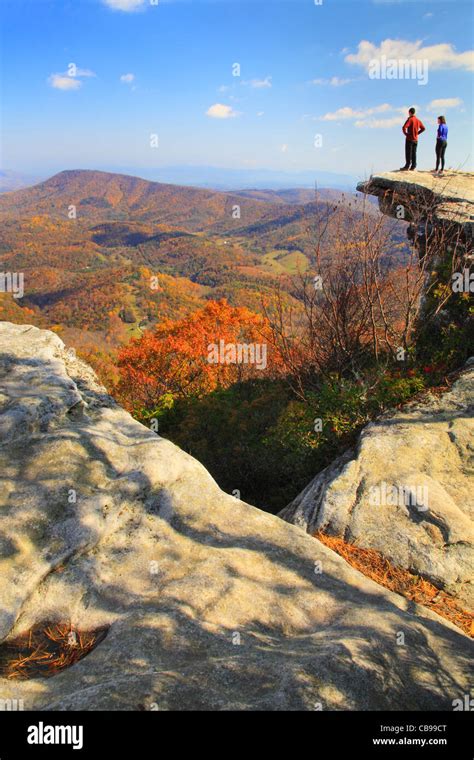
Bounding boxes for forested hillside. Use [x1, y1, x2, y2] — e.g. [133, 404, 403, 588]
[0, 170, 405, 375]
[2, 169, 469, 512]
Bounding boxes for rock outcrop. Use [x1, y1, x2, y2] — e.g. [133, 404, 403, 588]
[280, 361, 474, 611]
[283, 170, 473, 616]
[357, 170, 474, 237]
[0, 322, 472, 710]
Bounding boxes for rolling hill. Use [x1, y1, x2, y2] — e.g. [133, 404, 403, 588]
[0, 169, 407, 378]
[0, 169, 276, 231]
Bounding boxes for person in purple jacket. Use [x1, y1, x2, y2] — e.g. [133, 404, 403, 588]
[434, 116, 448, 175]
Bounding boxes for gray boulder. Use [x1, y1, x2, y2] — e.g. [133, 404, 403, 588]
[0, 322, 472, 711]
[280, 362, 474, 611]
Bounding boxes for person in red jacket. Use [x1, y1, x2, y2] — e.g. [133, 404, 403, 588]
[400, 107, 426, 171]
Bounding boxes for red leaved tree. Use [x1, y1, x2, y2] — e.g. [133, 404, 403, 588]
[115, 299, 282, 415]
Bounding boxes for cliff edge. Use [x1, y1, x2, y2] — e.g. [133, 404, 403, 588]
[357, 170, 474, 236]
[282, 170, 473, 614]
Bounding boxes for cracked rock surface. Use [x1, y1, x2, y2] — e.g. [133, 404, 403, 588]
[281, 361, 474, 612]
[0, 322, 472, 710]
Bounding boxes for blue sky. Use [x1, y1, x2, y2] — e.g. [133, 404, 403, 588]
[1, 0, 472, 183]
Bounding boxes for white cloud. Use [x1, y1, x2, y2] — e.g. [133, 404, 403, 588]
[319, 103, 416, 128]
[48, 66, 96, 91]
[48, 74, 82, 91]
[206, 103, 240, 119]
[218, 85, 230, 93]
[427, 97, 462, 111]
[244, 76, 272, 89]
[103, 0, 146, 10]
[120, 73, 135, 84]
[74, 68, 96, 78]
[312, 76, 353, 87]
[320, 103, 394, 121]
[320, 106, 360, 121]
[257, 111, 265, 117]
[280, 144, 288, 153]
[345, 39, 474, 72]
[355, 117, 402, 129]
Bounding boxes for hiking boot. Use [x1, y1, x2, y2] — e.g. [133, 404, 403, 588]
[399, 166, 409, 171]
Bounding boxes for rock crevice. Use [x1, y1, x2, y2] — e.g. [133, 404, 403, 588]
[281, 361, 474, 609]
[0, 322, 472, 710]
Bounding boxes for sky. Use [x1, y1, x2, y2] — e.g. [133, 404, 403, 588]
[0, 0, 473, 184]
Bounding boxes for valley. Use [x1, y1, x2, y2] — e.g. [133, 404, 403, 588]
[0, 169, 405, 369]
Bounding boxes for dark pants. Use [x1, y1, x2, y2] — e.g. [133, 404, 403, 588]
[436, 139, 447, 171]
[405, 139, 418, 169]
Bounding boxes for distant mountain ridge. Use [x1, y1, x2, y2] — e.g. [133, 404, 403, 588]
[0, 169, 375, 237]
[0, 166, 355, 202]
[0, 170, 46, 193]
[85, 164, 357, 191]
[0, 170, 278, 232]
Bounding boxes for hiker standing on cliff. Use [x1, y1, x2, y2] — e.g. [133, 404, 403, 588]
[400, 107, 425, 171]
[434, 115, 448, 175]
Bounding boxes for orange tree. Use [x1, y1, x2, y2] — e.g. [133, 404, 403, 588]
[115, 299, 282, 418]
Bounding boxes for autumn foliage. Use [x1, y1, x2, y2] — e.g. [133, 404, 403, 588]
[116, 299, 281, 415]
